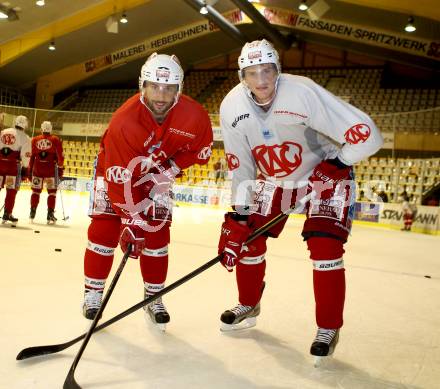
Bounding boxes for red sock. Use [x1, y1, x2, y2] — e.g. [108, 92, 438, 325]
[5, 189, 17, 213]
[31, 192, 40, 209]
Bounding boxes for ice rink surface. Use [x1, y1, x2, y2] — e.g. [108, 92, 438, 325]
[2, 190, 440, 389]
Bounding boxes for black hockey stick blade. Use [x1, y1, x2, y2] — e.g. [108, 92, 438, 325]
[16, 334, 85, 360]
[16, 195, 309, 361]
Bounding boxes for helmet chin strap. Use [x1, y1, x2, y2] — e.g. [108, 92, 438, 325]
[243, 74, 280, 107]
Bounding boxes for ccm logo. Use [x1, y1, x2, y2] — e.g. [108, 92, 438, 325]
[105, 166, 132, 183]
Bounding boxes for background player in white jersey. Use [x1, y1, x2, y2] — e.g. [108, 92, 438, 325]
[217, 40, 383, 362]
[0, 115, 31, 226]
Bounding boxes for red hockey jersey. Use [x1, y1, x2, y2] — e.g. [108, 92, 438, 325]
[97, 93, 213, 217]
[30, 134, 64, 177]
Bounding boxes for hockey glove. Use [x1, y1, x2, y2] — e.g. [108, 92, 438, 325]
[58, 166, 64, 179]
[218, 212, 251, 272]
[308, 158, 352, 201]
[119, 220, 145, 259]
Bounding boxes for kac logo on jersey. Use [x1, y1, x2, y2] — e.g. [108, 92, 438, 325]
[36, 138, 52, 150]
[226, 153, 240, 171]
[198, 145, 212, 160]
[1, 133, 16, 145]
[105, 166, 132, 184]
[252, 142, 303, 178]
[344, 124, 371, 144]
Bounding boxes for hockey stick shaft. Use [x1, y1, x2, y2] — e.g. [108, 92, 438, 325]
[59, 187, 69, 221]
[63, 244, 132, 389]
[17, 195, 309, 361]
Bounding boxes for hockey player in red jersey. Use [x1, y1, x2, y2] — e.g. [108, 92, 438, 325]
[83, 53, 213, 330]
[29, 121, 64, 224]
[0, 115, 31, 226]
[217, 40, 383, 363]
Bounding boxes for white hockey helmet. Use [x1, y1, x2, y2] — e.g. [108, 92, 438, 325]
[41, 121, 52, 134]
[238, 39, 281, 80]
[14, 115, 28, 130]
[139, 53, 184, 93]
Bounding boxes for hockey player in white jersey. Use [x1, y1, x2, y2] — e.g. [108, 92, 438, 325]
[0, 115, 31, 226]
[217, 40, 383, 364]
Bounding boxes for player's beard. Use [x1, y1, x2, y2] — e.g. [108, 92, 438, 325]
[146, 99, 174, 121]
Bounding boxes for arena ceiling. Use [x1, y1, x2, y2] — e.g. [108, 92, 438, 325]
[0, 0, 439, 94]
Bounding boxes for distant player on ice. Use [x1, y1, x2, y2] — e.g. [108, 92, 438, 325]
[0, 115, 31, 226]
[29, 121, 64, 224]
[216, 40, 383, 364]
[82, 53, 213, 331]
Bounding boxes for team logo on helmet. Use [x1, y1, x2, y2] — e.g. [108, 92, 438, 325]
[226, 153, 240, 171]
[1, 133, 16, 145]
[344, 124, 371, 145]
[248, 51, 262, 60]
[156, 69, 170, 79]
[252, 142, 302, 178]
[105, 166, 132, 184]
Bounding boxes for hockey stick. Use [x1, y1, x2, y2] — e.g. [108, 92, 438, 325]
[63, 243, 132, 389]
[16, 195, 309, 362]
[59, 188, 69, 221]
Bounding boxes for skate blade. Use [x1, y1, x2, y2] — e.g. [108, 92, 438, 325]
[220, 317, 257, 332]
[143, 310, 167, 332]
[29, 219, 34, 224]
[313, 351, 335, 368]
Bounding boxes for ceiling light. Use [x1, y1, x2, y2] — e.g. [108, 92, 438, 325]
[298, 1, 308, 11]
[36, 0, 45, 6]
[404, 17, 416, 32]
[200, 6, 208, 15]
[120, 13, 128, 23]
[48, 41, 56, 51]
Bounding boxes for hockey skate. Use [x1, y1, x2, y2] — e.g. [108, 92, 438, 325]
[29, 208, 36, 223]
[310, 328, 340, 367]
[47, 209, 57, 225]
[82, 289, 103, 320]
[220, 303, 261, 331]
[220, 281, 265, 331]
[143, 290, 170, 332]
[2, 212, 18, 227]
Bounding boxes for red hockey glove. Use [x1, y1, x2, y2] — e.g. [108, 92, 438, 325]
[308, 158, 352, 200]
[119, 220, 145, 259]
[58, 167, 64, 179]
[218, 212, 251, 272]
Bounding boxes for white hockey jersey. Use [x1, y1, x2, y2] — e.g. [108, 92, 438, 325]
[220, 74, 384, 207]
[0, 127, 32, 168]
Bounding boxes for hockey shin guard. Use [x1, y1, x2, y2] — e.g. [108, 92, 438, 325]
[308, 237, 345, 329]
